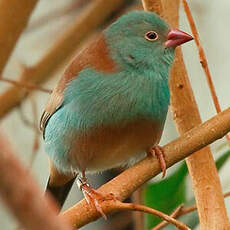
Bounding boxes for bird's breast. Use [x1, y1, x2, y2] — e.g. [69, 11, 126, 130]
[69, 119, 163, 172]
[50, 69, 170, 173]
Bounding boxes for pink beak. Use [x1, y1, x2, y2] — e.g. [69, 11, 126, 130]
[165, 29, 193, 48]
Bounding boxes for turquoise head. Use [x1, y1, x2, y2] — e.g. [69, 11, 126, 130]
[105, 11, 192, 72]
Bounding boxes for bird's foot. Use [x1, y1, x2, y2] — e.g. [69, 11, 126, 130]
[77, 177, 117, 219]
[148, 145, 167, 178]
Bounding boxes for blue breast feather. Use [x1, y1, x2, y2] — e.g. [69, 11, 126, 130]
[44, 67, 170, 172]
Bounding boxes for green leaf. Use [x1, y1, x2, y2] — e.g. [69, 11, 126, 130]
[216, 150, 230, 170]
[144, 162, 187, 229]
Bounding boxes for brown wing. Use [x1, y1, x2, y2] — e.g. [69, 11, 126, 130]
[39, 90, 63, 134]
[40, 34, 118, 137]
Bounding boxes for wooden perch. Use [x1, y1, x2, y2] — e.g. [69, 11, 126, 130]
[162, 0, 230, 229]
[0, 0, 126, 119]
[0, 0, 38, 74]
[0, 132, 71, 230]
[61, 106, 230, 228]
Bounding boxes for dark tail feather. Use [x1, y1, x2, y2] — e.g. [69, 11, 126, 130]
[46, 176, 76, 209]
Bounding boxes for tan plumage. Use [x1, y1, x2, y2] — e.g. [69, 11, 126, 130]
[40, 35, 117, 135]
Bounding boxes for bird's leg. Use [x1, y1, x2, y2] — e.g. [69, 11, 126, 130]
[148, 145, 167, 178]
[77, 171, 116, 219]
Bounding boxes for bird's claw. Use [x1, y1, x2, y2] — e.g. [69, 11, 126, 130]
[148, 145, 167, 178]
[76, 177, 90, 191]
[77, 177, 117, 219]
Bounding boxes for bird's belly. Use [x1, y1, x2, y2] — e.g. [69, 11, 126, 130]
[69, 119, 162, 172]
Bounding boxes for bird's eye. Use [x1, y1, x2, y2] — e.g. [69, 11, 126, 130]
[145, 31, 158, 41]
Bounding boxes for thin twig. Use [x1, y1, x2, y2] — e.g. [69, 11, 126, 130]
[152, 204, 184, 230]
[0, 77, 52, 94]
[182, 0, 230, 147]
[118, 202, 190, 230]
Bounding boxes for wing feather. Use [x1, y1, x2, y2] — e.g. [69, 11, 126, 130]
[40, 34, 117, 138]
[39, 90, 63, 136]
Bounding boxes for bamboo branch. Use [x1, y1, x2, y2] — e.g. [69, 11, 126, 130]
[0, 0, 38, 74]
[61, 106, 230, 228]
[162, 0, 230, 229]
[0, 132, 71, 230]
[0, 0, 126, 119]
[182, 0, 220, 112]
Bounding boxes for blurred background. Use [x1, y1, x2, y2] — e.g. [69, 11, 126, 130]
[0, 0, 230, 229]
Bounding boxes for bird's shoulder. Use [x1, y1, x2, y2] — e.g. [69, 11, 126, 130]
[40, 34, 118, 136]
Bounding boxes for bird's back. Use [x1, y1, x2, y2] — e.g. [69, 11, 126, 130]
[40, 35, 118, 135]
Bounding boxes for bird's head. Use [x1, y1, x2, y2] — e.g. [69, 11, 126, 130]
[105, 11, 193, 72]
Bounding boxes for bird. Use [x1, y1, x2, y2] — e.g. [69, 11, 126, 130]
[40, 10, 193, 217]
